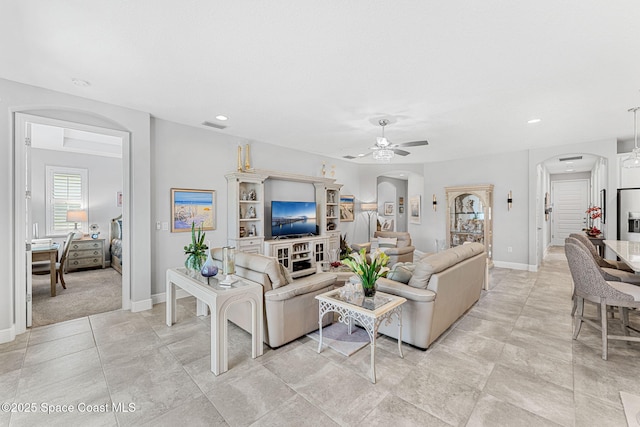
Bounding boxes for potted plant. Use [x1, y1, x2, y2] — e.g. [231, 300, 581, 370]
[184, 222, 208, 272]
[585, 206, 602, 236]
[341, 248, 390, 298]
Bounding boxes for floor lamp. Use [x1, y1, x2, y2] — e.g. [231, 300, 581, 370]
[361, 203, 378, 240]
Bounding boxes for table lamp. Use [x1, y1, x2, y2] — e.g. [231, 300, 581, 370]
[66, 209, 87, 239]
[219, 246, 238, 286]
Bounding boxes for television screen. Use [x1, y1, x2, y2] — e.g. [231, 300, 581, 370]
[271, 201, 317, 237]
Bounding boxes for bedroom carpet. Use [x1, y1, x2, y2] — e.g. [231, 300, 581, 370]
[31, 268, 121, 327]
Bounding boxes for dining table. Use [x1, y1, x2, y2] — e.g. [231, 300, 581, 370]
[603, 240, 640, 274]
[32, 243, 60, 296]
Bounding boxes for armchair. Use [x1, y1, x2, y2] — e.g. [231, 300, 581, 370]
[351, 231, 415, 266]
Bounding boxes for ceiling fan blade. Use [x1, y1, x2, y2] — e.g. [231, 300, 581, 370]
[343, 152, 372, 159]
[392, 148, 411, 156]
[399, 140, 429, 147]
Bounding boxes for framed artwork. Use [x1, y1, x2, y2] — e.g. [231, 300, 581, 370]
[339, 195, 355, 222]
[171, 188, 216, 232]
[116, 191, 123, 208]
[600, 188, 606, 224]
[544, 192, 551, 221]
[384, 202, 395, 216]
[410, 195, 421, 224]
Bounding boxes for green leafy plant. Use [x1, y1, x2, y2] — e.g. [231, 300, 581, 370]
[341, 248, 390, 296]
[184, 222, 208, 271]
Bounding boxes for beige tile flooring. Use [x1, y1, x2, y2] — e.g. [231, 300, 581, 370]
[2, 247, 640, 426]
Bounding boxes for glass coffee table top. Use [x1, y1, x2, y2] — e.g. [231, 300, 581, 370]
[326, 291, 393, 311]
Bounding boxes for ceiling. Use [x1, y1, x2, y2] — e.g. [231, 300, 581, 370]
[2, 1, 640, 165]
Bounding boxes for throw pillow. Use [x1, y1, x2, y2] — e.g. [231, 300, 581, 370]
[387, 262, 415, 284]
[378, 237, 398, 249]
[279, 263, 293, 285]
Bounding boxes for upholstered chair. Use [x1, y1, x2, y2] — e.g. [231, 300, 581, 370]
[351, 231, 415, 266]
[564, 240, 640, 360]
[567, 234, 640, 284]
[569, 233, 634, 272]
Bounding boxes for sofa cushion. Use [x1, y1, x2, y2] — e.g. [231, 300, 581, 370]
[264, 273, 337, 301]
[387, 262, 415, 284]
[408, 243, 485, 289]
[279, 263, 294, 285]
[212, 248, 287, 289]
[378, 237, 397, 248]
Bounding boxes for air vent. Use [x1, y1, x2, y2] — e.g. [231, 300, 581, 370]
[201, 121, 227, 130]
[343, 155, 357, 159]
[559, 156, 582, 162]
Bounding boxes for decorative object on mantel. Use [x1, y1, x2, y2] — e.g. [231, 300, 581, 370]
[584, 206, 602, 236]
[341, 248, 390, 298]
[184, 222, 208, 273]
[237, 145, 243, 172]
[322, 161, 326, 177]
[507, 190, 513, 211]
[244, 143, 251, 170]
[200, 241, 218, 280]
[623, 106, 640, 168]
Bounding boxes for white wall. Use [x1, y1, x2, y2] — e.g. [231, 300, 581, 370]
[31, 148, 122, 250]
[0, 77, 151, 341]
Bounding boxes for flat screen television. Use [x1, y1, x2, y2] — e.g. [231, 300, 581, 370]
[271, 201, 318, 237]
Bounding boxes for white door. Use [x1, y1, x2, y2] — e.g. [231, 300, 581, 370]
[551, 179, 589, 246]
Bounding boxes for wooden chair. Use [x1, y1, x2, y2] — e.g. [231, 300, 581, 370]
[564, 240, 640, 360]
[56, 232, 76, 290]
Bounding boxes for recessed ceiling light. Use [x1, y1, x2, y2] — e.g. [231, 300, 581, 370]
[566, 169, 575, 172]
[527, 118, 541, 124]
[71, 78, 90, 87]
[357, 153, 365, 157]
[215, 115, 228, 121]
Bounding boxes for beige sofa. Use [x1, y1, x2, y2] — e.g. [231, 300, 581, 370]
[210, 248, 336, 348]
[352, 231, 416, 266]
[376, 242, 486, 349]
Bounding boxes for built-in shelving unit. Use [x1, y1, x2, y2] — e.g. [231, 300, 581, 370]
[265, 236, 328, 278]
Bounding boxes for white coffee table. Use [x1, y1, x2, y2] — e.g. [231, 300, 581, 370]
[166, 268, 264, 375]
[316, 289, 406, 383]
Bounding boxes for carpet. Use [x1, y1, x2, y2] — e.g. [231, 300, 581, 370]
[31, 267, 122, 327]
[621, 391, 640, 427]
[307, 322, 370, 356]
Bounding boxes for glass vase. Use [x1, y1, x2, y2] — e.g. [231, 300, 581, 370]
[185, 253, 206, 274]
[200, 249, 218, 278]
[361, 278, 377, 298]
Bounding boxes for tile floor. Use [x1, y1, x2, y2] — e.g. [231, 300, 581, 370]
[1, 247, 640, 426]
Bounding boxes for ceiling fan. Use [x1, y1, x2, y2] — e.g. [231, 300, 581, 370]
[343, 119, 429, 161]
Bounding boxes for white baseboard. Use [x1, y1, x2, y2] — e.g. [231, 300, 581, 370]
[0, 324, 16, 344]
[152, 288, 191, 306]
[493, 260, 533, 271]
[130, 298, 152, 312]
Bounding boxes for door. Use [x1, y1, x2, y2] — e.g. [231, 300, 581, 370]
[551, 179, 589, 245]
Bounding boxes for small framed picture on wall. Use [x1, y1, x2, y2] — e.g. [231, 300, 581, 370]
[384, 202, 395, 216]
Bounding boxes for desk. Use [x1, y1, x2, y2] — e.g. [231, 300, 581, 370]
[32, 244, 59, 297]
[603, 240, 640, 273]
[166, 268, 263, 375]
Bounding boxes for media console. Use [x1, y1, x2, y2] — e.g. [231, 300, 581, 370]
[264, 235, 329, 278]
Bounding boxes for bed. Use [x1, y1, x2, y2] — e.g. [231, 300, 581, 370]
[109, 215, 123, 274]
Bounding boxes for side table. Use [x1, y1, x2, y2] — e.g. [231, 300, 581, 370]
[166, 268, 264, 375]
[316, 289, 406, 383]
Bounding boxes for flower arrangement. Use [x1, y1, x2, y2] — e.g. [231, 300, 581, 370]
[184, 222, 208, 271]
[341, 248, 390, 297]
[585, 206, 602, 236]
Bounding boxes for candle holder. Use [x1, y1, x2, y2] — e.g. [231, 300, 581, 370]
[219, 246, 238, 287]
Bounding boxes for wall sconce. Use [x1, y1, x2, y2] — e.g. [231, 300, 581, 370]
[432, 194, 437, 211]
[507, 190, 513, 211]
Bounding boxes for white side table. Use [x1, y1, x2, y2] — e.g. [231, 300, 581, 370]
[316, 289, 406, 383]
[166, 268, 264, 375]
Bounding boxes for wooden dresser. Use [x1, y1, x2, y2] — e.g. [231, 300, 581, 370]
[66, 237, 105, 271]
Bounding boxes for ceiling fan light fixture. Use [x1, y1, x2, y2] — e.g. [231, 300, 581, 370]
[623, 107, 640, 168]
[373, 148, 394, 162]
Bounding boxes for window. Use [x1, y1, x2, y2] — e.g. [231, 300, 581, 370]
[45, 166, 88, 236]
